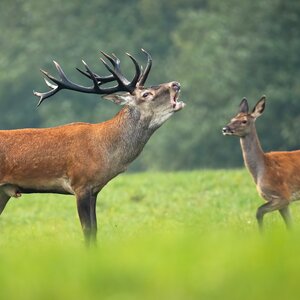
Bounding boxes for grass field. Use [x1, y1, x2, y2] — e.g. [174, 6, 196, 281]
[1, 169, 300, 300]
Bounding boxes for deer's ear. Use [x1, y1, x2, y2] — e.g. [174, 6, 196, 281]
[239, 98, 249, 114]
[251, 96, 266, 119]
[102, 93, 134, 105]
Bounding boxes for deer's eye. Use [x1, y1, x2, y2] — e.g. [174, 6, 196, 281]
[142, 92, 150, 98]
[242, 120, 247, 124]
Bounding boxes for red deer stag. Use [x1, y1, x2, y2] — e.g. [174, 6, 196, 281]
[222, 96, 300, 230]
[0, 50, 185, 245]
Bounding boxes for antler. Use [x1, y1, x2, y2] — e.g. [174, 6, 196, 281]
[138, 49, 152, 86]
[34, 50, 152, 106]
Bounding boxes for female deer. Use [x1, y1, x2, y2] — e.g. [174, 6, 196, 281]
[223, 96, 300, 230]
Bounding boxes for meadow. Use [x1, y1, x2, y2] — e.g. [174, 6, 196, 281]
[1, 169, 300, 300]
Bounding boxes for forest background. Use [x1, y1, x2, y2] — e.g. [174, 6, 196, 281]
[1, 0, 299, 171]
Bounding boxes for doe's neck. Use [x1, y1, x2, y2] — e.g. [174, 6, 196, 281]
[240, 125, 265, 183]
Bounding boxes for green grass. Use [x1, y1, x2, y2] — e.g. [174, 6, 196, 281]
[1, 169, 300, 300]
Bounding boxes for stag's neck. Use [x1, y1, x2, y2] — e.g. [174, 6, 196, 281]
[240, 126, 265, 184]
[107, 106, 156, 166]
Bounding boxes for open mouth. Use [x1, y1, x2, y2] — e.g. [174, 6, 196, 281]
[171, 83, 185, 112]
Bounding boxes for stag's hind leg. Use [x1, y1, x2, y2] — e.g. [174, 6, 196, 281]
[75, 189, 98, 246]
[0, 191, 10, 215]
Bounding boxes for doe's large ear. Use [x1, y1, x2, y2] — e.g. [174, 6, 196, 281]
[102, 93, 134, 105]
[239, 97, 249, 113]
[251, 96, 266, 119]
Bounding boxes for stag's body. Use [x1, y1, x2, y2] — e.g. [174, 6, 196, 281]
[0, 108, 148, 194]
[223, 97, 300, 230]
[0, 50, 185, 244]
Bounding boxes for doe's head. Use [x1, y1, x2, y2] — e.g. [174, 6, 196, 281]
[222, 96, 266, 137]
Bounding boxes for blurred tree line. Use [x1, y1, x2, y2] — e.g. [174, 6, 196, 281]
[0, 0, 299, 170]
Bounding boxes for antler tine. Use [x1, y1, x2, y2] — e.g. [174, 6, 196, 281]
[33, 72, 60, 107]
[80, 59, 125, 94]
[34, 65, 67, 106]
[138, 49, 152, 86]
[75, 52, 122, 85]
[100, 51, 118, 67]
[81, 60, 102, 93]
[100, 51, 131, 86]
[100, 57, 127, 86]
[126, 53, 142, 90]
[76, 67, 115, 84]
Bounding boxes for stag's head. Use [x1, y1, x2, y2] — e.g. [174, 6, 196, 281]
[222, 96, 266, 137]
[34, 50, 185, 128]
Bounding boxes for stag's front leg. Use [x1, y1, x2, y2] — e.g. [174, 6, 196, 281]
[75, 189, 98, 246]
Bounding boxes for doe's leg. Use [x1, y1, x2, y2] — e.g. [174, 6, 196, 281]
[256, 200, 288, 232]
[279, 206, 292, 229]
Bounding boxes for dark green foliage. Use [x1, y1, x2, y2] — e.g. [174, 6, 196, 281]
[0, 0, 299, 169]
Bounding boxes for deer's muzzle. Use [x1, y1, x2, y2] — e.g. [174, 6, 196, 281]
[222, 126, 234, 135]
[171, 82, 185, 112]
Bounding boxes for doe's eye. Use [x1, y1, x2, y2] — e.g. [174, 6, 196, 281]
[242, 120, 247, 124]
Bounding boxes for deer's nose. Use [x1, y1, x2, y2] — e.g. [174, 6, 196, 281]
[222, 126, 229, 133]
[172, 82, 181, 92]
[222, 126, 233, 135]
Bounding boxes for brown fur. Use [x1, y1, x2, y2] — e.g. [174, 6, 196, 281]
[262, 151, 300, 201]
